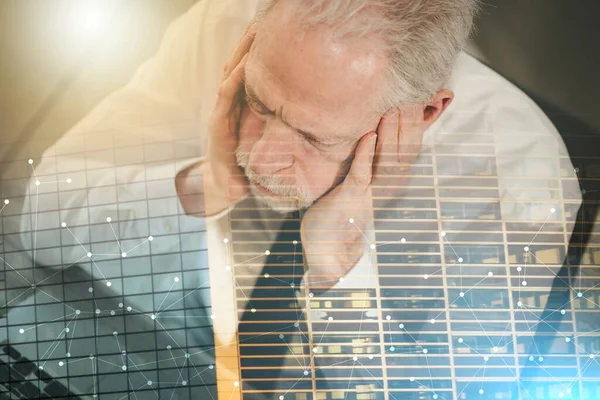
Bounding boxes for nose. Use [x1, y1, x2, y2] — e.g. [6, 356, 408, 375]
[248, 118, 296, 176]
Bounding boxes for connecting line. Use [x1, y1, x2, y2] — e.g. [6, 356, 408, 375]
[0, 255, 32, 285]
[107, 219, 124, 252]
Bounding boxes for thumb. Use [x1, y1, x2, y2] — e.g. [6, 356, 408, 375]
[344, 132, 377, 190]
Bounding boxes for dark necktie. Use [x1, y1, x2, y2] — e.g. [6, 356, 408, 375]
[237, 210, 311, 398]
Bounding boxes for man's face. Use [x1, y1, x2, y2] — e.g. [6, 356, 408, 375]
[236, 3, 388, 213]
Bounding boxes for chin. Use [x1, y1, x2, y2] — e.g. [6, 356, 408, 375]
[249, 185, 314, 214]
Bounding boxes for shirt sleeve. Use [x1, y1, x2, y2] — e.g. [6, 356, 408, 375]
[14, 0, 227, 269]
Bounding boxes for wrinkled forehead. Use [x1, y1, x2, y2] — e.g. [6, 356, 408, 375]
[246, 16, 387, 139]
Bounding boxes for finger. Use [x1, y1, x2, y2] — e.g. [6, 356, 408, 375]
[343, 132, 377, 191]
[214, 53, 249, 118]
[223, 21, 258, 79]
[373, 112, 399, 176]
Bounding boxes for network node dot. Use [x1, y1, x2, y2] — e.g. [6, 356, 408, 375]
[308, 293, 314, 298]
[233, 381, 238, 387]
[479, 389, 484, 395]
[151, 314, 156, 320]
[550, 207, 556, 213]
[223, 238, 229, 244]
[492, 347, 498, 353]
[353, 356, 358, 361]
[409, 377, 415, 382]
[121, 252, 127, 257]
[118, 303, 123, 308]
[65, 328, 70, 333]
[370, 244, 376, 250]
[66, 353, 71, 358]
[89, 355, 94, 359]
[122, 365, 127, 371]
[31, 284, 36, 289]
[390, 346, 395, 352]
[251, 308, 256, 313]
[458, 257, 463, 263]
[61, 222, 67, 227]
[422, 349, 428, 354]
[75, 310, 81, 315]
[59, 361, 64, 367]
[440, 232, 446, 237]
[264, 273, 270, 278]
[185, 353, 190, 359]
[459, 292, 465, 298]
[3, 199, 8, 205]
[368, 355, 374, 360]
[294, 322, 299, 328]
[290, 283, 295, 288]
[110, 310, 115, 316]
[524, 246, 529, 252]
[423, 274, 428, 279]
[399, 323, 404, 329]
[522, 281, 527, 286]
[488, 271, 493, 277]
[19, 328, 24, 334]
[484, 356, 489, 362]
[174, 277, 180, 283]
[106, 281, 112, 287]
[349, 218, 355, 224]
[35, 180, 40, 186]
[209, 364, 215, 369]
[560, 309, 566, 315]
[167, 345, 172, 350]
[303, 370, 309, 376]
[328, 316, 333, 321]
[458, 338, 463, 343]
[567, 388, 572, 393]
[433, 395, 439, 400]
[590, 354, 595, 359]
[577, 292, 583, 297]
[95, 309, 100, 314]
[279, 334, 284, 340]
[265, 250, 270, 255]
[400, 238, 406, 243]
[565, 337, 571, 343]
[293, 240, 298, 245]
[538, 356, 544, 362]
[386, 315, 391, 321]
[339, 277, 344, 282]
[182, 380, 188, 386]
[66, 178, 72, 184]
[147, 380, 153, 386]
[148, 236, 154, 241]
[106, 217, 112, 222]
[225, 265, 231, 271]
[430, 319, 435, 324]
[28, 159, 33, 165]
[517, 266, 522, 272]
[87, 252, 92, 257]
[113, 331, 118, 336]
[529, 356, 534, 361]
[210, 314, 216, 319]
[38, 366, 43, 370]
[127, 306, 132, 312]
[517, 301, 523, 307]
[279, 396, 284, 400]
[313, 347, 318, 353]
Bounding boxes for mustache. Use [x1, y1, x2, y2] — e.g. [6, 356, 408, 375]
[234, 147, 306, 198]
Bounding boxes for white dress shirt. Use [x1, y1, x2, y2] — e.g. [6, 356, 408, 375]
[4, 0, 582, 398]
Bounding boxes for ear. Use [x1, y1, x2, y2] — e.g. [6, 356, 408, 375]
[422, 89, 454, 130]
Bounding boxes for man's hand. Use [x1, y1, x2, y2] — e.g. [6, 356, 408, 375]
[301, 111, 424, 290]
[176, 22, 257, 217]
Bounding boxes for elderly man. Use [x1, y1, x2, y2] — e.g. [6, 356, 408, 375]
[4, 0, 581, 399]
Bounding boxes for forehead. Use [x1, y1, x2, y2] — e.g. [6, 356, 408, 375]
[245, 13, 386, 140]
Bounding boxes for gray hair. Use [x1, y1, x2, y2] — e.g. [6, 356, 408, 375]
[254, 0, 480, 114]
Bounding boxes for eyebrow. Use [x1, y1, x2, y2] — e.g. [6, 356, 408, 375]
[242, 73, 348, 145]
